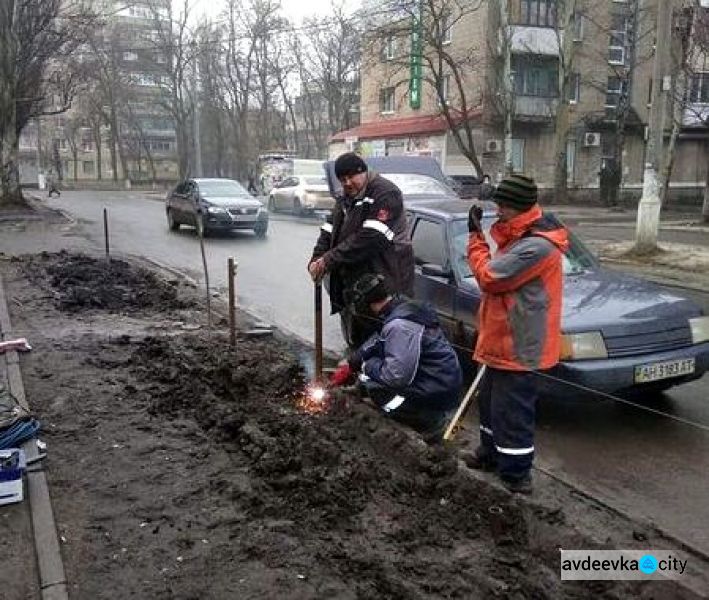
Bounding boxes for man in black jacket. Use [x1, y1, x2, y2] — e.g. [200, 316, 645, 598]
[308, 152, 415, 348]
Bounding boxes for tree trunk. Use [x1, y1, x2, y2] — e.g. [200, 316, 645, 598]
[703, 142, 709, 223]
[92, 124, 102, 180]
[0, 0, 22, 205]
[73, 150, 78, 181]
[660, 118, 680, 208]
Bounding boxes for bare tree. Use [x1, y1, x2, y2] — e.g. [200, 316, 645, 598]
[0, 0, 95, 204]
[147, 0, 195, 179]
[362, 0, 485, 174]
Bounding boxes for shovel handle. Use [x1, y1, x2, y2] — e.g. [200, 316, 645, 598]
[443, 365, 487, 441]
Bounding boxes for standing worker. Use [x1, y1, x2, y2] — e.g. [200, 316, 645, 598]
[308, 152, 415, 348]
[466, 175, 568, 493]
[329, 273, 462, 442]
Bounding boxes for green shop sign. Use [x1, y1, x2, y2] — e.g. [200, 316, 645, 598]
[409, 1, 422, 109]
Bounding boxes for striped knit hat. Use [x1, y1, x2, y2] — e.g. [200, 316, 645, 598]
[492, 174, 538, 210]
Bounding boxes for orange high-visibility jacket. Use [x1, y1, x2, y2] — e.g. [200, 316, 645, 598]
[467, 205, 569, 371]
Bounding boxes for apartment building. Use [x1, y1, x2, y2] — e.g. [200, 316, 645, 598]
[20, 0, 179, 187]
[331, 0, 708, 203]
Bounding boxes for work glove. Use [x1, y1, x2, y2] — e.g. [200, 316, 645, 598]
[329, 362, 355, 387]
[468, 205, 483, 234]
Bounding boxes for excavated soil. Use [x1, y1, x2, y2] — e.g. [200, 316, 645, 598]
[1, 254, 701, 599]
[19, 250, 193, 312]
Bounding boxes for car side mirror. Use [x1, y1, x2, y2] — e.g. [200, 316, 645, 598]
[421, 263, 453, 279]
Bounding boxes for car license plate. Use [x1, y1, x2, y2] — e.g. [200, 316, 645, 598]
[634, 358, 695, 384]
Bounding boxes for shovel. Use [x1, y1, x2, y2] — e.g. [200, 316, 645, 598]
[443, 364, 487, 441]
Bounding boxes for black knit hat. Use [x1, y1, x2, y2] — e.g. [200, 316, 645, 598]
[493, 174, 538, 210]
[345, 273, 389, 310]
[334, 152, 368, 179]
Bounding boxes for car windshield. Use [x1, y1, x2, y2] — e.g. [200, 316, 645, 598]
[198, 180, 249, 197]
[304, 177, 326, 186]
[383, 173, 453, 196]
[450, 218, 598, 283]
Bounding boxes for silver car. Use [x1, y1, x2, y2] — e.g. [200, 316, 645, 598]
[267, 175, 333, 215]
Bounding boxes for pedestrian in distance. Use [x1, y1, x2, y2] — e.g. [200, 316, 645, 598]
[47, 169, 61, 198]
[329, 273, 463, 443]
[308, 152, 415, 349]
[465, 174, 569, 494]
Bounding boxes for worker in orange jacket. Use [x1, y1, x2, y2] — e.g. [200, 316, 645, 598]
[466, 174, 569, 493]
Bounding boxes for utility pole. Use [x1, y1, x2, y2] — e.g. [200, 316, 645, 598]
[634, 0, 674, 253]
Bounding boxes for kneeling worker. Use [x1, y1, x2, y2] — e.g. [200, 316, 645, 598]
[330, 273, 463, 441]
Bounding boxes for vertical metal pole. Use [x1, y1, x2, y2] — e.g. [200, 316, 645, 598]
[314, 282, 323, 382]
[103, 208, 110, 261]
[228, 257, 236, 347]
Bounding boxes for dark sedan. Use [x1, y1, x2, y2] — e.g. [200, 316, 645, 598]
[166, 178, 269, 238]
[407, 200, 709, 396]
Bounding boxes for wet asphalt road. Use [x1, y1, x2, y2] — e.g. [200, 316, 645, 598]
[43, 191, 709, 556]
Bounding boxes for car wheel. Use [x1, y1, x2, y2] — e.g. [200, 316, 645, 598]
[166, 209, 180, 231]
[254, 223, 268, 239]
[268, 195, 277, 212]
[195, 216, 209, 238]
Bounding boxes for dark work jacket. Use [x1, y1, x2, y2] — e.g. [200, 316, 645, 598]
[355, 298, 463, 411]
[310, 173, 415, 314]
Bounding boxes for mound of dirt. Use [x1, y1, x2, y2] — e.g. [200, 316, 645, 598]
[122, 335, 673, 599]
[20, 251, 192, 312]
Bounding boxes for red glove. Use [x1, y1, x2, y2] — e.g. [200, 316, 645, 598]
[329, 363, 354, 387]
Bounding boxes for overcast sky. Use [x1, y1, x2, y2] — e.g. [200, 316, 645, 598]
[191, 0, 357, 25]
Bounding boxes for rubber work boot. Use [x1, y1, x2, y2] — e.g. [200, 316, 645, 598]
[501, 475, 533, 495]
[463, 448, 497, 472]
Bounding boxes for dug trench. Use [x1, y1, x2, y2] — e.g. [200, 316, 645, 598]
[1, 252, 705, 599]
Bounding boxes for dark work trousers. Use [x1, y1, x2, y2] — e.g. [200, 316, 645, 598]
[477, 367, 538, 481]
[361, 383, 452, 439]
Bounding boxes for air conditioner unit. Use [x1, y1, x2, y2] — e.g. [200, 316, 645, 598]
[486, 139, 502, 153]
[584, 132, 601, 147]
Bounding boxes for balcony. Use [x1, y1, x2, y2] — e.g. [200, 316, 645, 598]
[509, 26, 561, 56]
[683, 104, 709, 127]
[515, 96, 558, 119]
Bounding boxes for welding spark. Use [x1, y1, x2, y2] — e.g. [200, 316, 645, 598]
[295, 383, 330, 414]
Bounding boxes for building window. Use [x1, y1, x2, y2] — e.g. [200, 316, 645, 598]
[605, 76, 628, 108]
[520, 0, 557, 27]
[569, 73, 581, 103]
[437, 74, 451, 104]
[155, 52, 166, 64]
[83, 161, 95, 175]
[608, 14, 629, 65]
[380, 87, 395, 113]
[572, 12, 584, 40]
[511, 139, 525, 173]
[441, 13, 452, 43]
[566, 139, 576, 180]
[689, 73, 709, 104]
[123, 51, 138, 61]
[384, 34, 396, 60]
[513, 57, 558, 97]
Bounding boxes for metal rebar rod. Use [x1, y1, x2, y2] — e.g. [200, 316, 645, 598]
[314, 282, 323, 382]
[228, 257, 236, 347]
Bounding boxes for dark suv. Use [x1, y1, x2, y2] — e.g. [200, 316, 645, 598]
[166, 178, 268, 237]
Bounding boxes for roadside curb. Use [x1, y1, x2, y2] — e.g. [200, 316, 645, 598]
[25, 194, 77, 227]
[0, 275, 69, 600]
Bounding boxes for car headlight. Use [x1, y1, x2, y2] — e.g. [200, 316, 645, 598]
[560, 331, 608, 361]
[689, 316, 709, 344]
[206, 206, 227, 214]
